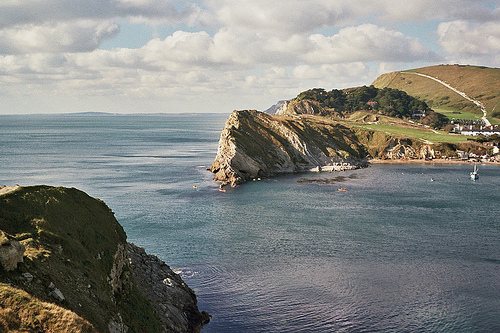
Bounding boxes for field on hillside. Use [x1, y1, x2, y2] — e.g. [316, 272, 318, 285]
[348, 122, 469, 144]
[341, 111, 468, 144]
[372, 65, 500, 120]
[433, 107, 484, 121]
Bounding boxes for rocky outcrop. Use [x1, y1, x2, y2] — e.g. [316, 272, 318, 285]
[264, 100, 288, 114]
[0, 231, 25, 271]
[0, 185, 208, 333]
[383, 139, 425, 159]
[210, 110, 369, 186]
[276, 99, 336, 116]
[127, 243, 210, 333]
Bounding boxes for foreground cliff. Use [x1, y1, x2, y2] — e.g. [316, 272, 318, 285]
[0, 185, 209, 333]
[210, 110, 467, 186]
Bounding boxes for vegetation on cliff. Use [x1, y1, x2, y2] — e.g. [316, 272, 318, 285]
[0, 186, 207, 333]
[281, 85, 448, 129]
[295, 85, 430, 118]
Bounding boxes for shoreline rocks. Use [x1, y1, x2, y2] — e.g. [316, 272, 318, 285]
[127, 243, 210, 333]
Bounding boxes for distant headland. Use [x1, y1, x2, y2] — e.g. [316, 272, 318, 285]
[210, 65, 500, 186]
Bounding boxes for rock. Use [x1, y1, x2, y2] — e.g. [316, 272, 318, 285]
[22, 272, 34, 282]
[264, 100, 289, 114]
[126, 243, 209, 333]
[107, 243, 128, 294]
[0, 231, 25, 271]
[49, 288, 65, 302]
[0, 185, 208, 332]
[108, 314, 128, 333]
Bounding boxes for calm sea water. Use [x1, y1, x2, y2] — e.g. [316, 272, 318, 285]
[1, 113, 499, 333]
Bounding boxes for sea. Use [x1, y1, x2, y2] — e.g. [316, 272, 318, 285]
[1, 113, 499, 333]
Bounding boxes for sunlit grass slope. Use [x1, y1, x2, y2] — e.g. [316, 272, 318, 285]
[373, 65, 500, 121]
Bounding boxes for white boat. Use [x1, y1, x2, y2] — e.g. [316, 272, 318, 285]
[470, 164, 479, 180]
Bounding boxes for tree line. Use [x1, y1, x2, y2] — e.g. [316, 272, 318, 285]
[296, 85, 430, 118]
[295, 85, 449, 128]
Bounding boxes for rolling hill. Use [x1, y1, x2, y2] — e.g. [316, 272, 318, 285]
[372, 64, 500, 123]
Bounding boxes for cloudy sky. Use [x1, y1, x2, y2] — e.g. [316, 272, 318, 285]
[1, 0, 499, 114]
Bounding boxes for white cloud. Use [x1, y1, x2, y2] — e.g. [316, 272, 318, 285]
[0, 22, 438, 110]
[292, 63, 367, 80]
[438, 20, 500, 55]
[0, 20, 119, 54]
[302, 24, 439, 64]
[0, 0, 199, 27]
[376, 0, 499, 22]
[1, 0, 499, 113]
[211, 0, 363, 35]
[436, 20, 500, 66]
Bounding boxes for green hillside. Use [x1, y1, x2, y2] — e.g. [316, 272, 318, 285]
[372, 65, 500, 123]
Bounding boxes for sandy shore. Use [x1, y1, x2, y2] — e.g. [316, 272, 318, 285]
[368, 158, 500, 165]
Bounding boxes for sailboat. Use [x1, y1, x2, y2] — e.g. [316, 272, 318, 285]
[470, 164, 479, 180]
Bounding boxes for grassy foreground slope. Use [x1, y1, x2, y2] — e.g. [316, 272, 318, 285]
[0, 186, 162, 333]
[372, 65, 500, 121]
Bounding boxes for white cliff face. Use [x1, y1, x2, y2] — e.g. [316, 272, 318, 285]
[383, 139, 436, 160]
[210, 110, 368, 186]
[275, 99, 324, 116]
[275, 101, 291, 115]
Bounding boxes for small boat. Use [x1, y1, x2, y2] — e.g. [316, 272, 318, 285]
[219, 188, 226, 192]
[430, 178, 436, 182]
[470, 164, 479, 180]
[338, 188, 347, 192]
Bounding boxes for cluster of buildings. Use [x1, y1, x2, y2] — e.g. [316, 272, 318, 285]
[457, 148, 500, 161]
[451, 119, 500, 137]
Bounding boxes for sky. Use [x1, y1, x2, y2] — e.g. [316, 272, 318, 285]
[1, 0, 500, 114]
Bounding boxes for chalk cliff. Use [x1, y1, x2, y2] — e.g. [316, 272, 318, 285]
[0, 185, 209, 333]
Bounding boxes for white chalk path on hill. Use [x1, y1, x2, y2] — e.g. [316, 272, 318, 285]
[405, 72, 491, 127]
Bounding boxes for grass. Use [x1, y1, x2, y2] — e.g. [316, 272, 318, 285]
[433, 107, 484, 121]
[373, 65, 500, 121]
[0, 283, 96, 332]
[351, 123, 468, 144]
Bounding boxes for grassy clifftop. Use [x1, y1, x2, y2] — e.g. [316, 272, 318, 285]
[0, 186, 162, 332]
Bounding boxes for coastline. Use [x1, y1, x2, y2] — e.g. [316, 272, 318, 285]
[368, 158, 500, 165]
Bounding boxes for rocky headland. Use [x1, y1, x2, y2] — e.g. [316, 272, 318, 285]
[210, 110, 369, 186]
[209, 110, 454, 186]
[0, 185, 209, 333]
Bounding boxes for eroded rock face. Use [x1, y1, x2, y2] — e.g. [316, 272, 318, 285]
[0, 186, 208, 333]
[127, 243, 210, 333]
[382, 138, 436, 160]
[210, 110, 369, 186]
